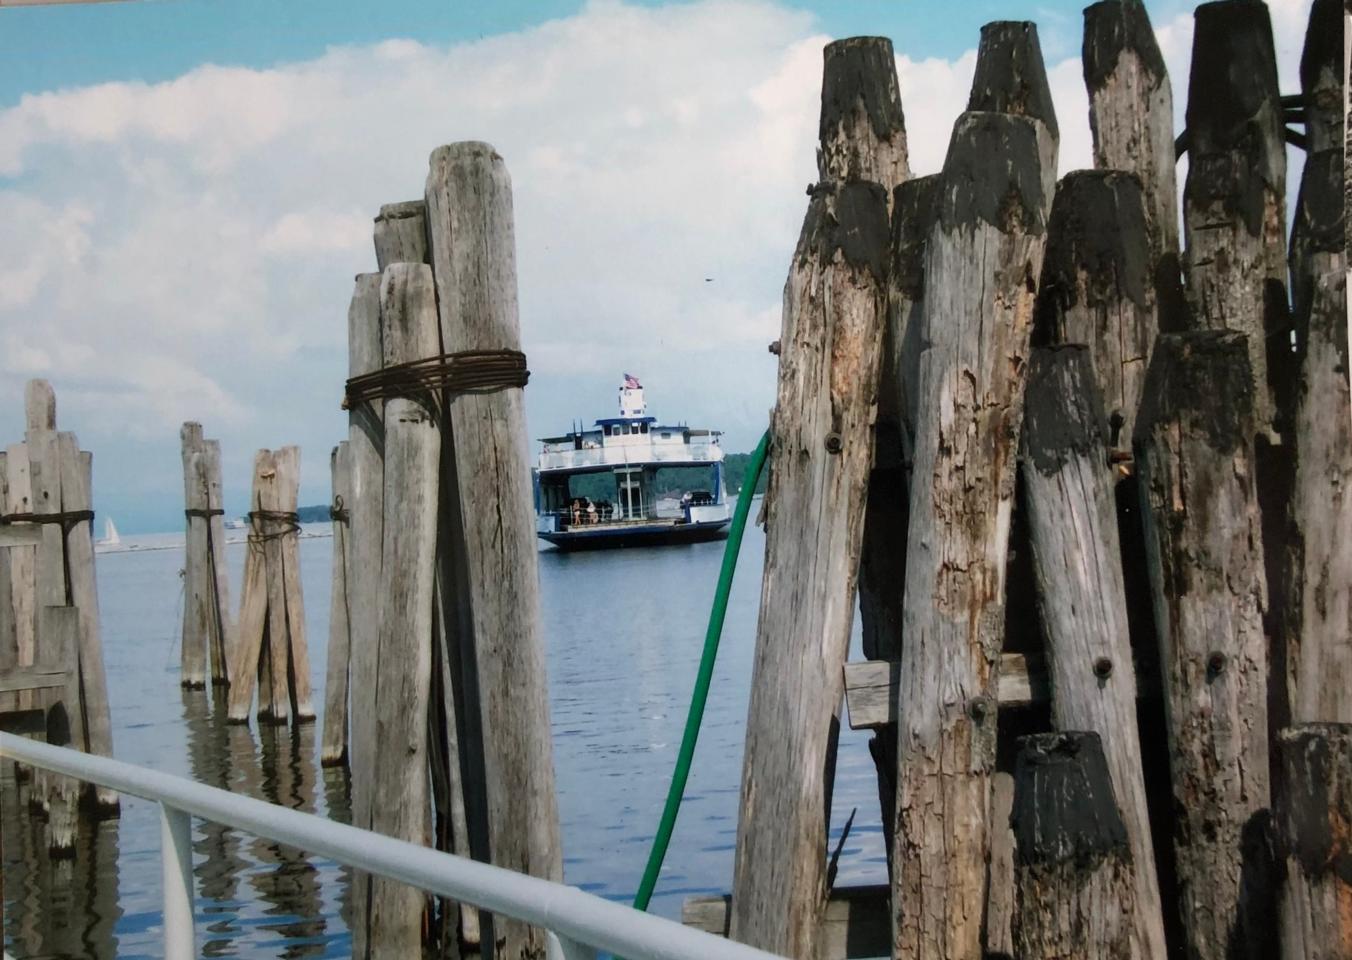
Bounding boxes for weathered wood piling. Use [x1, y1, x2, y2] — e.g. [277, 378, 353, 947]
[226, 446, 313, 726]
[320, 441, 352, 766]
[179, 422, 234, 688]
[0, 380, 118, 845]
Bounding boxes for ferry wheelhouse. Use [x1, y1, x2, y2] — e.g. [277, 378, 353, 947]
[534, 377, 731, 550]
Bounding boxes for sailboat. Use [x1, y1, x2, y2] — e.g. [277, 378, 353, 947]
[95, 517, 122, 553]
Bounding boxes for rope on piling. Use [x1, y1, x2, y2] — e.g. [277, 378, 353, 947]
[329, 495, 350, 524]
[245, 510, 300, 552]
[341, 349, 528, 410]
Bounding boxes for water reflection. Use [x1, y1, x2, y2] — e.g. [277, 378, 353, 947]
[2, 759, 122, 959]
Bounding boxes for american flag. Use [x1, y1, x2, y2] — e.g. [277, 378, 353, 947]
[623, 373, 642, 389]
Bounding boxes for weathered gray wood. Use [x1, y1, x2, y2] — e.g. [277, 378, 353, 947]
[1083, 0, 1183, 332]
[967, 21, 1059, 206]
[1133, 330, 1272, 960]
[373, 200, 428, 271]
[1011, 732, 1135, 959]
[1299, 0, 1343, 155]
[24, 383, 65, 747]
[891, 110, 1053, 960]
[345, 271, 383, 960]
[202, 438, 234, 685]
[1034, 173, 1157, 449]
[684, 884, 889, 960]
[57, 435, 117, 813]
[366, 262, 440, 957]
[0, 526, 40, 549]
[275, 445, 314, 721]
[4, 444, 36, 698]
[985, 772, 1016, 958]
[1284, 136, 1350, 722]
[844, 653, 1048, 730]
[38, 604, 80, 853]
[0, 451, 14, 673]
[321, 442, 352, 766]
[426, 141, 562, 959]
[0, 665, 68, 693]
[257, 450, 290, 725]
[1182, 2, 1288, 435]
[226, 450, 271, 723]
[1020, 345, 1166, 960]
[180, 423, 210, 688]
[1274, 723, 1352, 959]
[726, 174, 888, 955]
[817, 37, 908, 191]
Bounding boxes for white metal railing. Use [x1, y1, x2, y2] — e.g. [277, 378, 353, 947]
[0, 734, 783, 960]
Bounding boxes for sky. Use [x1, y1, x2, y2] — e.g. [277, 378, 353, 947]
[0, 0, 1317, 531]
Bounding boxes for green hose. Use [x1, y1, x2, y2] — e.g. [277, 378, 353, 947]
[632, 428, 771, 912]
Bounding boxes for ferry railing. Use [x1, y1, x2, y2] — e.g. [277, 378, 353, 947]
[0, 733, 784, 960]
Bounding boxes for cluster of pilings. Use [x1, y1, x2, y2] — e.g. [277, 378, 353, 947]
[0, 380, 118, 852]
[689, 1, 1350, 959]
[321, 141, 560, 958]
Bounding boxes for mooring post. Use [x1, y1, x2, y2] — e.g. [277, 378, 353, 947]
[1133, 330, 1273, 960]
[274, 446, 313, 721]
[0, 450, 14, 676]
[344, 271, 383, 960]
[816, 37, 908, 192]
[1019, 344, 1165, 960]
[858, 173, 939, 871]
[891, 40, 1055, 951]
[38, 604, 80, 853]
[1082, 0, 1184, 332]
[320, 442, 352, 766]
[180, 423, 210, 689]
[426, 141, 562, 959]
[257, 450, 291, 725]
[226, 450, 271, 723]
[1182, 2, 1289, 436]
[1010, 732, 1136, 958]
[3, 440, 36, 715]
[1274, 723, 1352, 958]
[1299, 0, 1342, 156]
[364, 263, 441, 956]
[374, 200, 429, 271]
[201, 437, 233, 686]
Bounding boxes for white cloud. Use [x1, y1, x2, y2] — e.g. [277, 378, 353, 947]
[0, 0, 1313, 520]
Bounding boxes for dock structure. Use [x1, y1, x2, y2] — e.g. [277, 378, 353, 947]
[0, 380, 117, 850]
[178, 422, 234, 689]
[687, 2, 1351, 960]
[328, 141, 560, 959]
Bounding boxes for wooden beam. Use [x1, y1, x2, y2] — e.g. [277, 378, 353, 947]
[0, 664, 69, 693]
[0, 528, 41, 549]
[684, 884, 889, 960]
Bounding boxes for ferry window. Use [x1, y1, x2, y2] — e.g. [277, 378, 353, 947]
[630, 423, 639, 435]
[641, 423, 649, 433]
[661, 432, 671, 439]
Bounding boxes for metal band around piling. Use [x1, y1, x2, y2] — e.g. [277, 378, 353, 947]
[341, 349, 529, 410]
[0, 509, 95, 534]
[184, 508, 225, 519]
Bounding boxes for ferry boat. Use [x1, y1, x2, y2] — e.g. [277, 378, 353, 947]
[534, 376, 731, 550]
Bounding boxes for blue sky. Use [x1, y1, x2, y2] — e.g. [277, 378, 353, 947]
[0, 0, 1315, 531]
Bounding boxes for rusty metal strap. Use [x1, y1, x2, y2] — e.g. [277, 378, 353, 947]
[0, 510, 94, 532]
[342, 349, 528, 410]
[184, 508, 225, 519]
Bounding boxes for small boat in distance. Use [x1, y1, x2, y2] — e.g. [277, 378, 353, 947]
[224, 517, 247, 530]
[94, 517, 121, 553]
[534, 375, 731, 550]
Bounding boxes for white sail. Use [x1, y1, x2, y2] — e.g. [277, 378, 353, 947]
[102, 518, 120, 545]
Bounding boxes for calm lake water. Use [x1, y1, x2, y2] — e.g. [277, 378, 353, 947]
[2, 517, 887, 958]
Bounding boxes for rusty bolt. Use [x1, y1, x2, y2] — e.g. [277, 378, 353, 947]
[968, 697, 991, 721]
[768, 340, 781, 356]
[824, 433, 843, 455]
[1093, 657, 1113, 679]
[1207, 651, 1227, 676]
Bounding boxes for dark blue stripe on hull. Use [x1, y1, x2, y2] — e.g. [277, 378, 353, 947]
[538, 521, 730, 551]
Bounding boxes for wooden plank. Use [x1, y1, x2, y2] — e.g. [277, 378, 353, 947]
[0, 666, 69, 693]
[5, 445, 36, 708]
[0, 528, 41, 548]
[684, 884, 889, 960]
[1274, 723, 1352, 958]
[366, 262, 440, 955]
[202, 438, 234, 685]
[891, 92, 1054, 958]
[1010, 732, 1136, 957]
[1083, 0, 1185, 333]
[726, 177, 888, 957]
[226, 450, 270, 723]
[345, 271, 383, 960]
[1020, 344, 1166, 960]
[985, 772, 1016, 958]
[843, 653, 1046, 730]
[179, 422, 210, 688]
[37, 604, 80, 853]
[426, 141, 562, 959]
[57, 435, 117, 814]
[1182, 3, 1289, 435]
[320, 442, 352, 766]
[1133, 330, 1272, 960]
[275, 445, 314, 721]
[373, 200, 429, 270]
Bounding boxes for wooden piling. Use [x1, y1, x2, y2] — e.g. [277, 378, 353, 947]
[1019, 344, 1165, 960]
[0, 452, 13, 674]
[1010, 732, 1136, 959]
[3, 443, 35, 709]
[227, 451, 271, 723]
[726, 171, 888, 954]
[426, 141, 562, 958]
[1133, 330, 1273, 960]
[374, 201, 429, 271]
[1034, 172, 1157, 450]
[1082, 0, 1184, 331]
[179, 424, 233, 688]
[967, 21, 1059, 204]
[817, 37, 908, 190]
[321, 442, 352, 766]
[275, 446, 313, 721]
[890, 108, 1052, 960]
[1299, 0, 1343, 156]
[1273, 723, 1352, 959]
[365, 263, 441, 956]
[258, 451, 291, 725]
[38, 605, 80, 853]
[1182, 2, 1289, 435]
